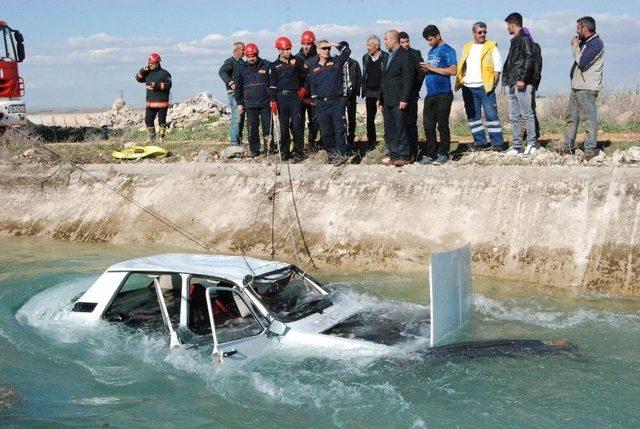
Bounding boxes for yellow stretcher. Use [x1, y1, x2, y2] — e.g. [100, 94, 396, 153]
[111, 145, 168, 160]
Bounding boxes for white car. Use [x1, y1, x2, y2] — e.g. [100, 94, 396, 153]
[69, 245, 573, 364]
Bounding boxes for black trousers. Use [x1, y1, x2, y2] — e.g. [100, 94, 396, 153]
[145, 107, 168, 127]
[301, 102, 320, 147]
[406, 97, 419, 159]
[365, 96, 379, 149]
[383, 105, 409, 159]
[246, 106, 271, 156]
[316, 98, 349, 157]
[277, 92, 304, 158]
[345, 95, 357, 147]
[423, 91, 453, 158]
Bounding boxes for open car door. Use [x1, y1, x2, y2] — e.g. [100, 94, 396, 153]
[204, 286, 276, 363]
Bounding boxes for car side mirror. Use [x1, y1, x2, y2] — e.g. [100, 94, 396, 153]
[268, 319, 288, 336]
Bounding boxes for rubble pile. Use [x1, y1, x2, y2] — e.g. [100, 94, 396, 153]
[166, 92, 229, 128]
[86, 92, 230, 129]
[88, 99, 144, 129]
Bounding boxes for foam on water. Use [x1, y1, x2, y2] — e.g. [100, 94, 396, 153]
[16, 276, 98, 341]
[473, 293, 640, 331]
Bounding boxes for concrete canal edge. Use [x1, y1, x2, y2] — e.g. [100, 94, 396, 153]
[1, 162, 639, 296]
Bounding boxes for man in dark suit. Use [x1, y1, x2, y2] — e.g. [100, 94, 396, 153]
[339, 41, 362, 150]
[378, 29, 415, 166]
[399, 32, 425, 160]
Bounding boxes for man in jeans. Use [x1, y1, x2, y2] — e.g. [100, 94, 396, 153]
[361, 35, 388, 151]
[502, 12, 538, 156]
[455, 22, 504, 151]
[559, 16, 605, 161]
[418, 25, 457, 166]
[218, 42, 245, 146]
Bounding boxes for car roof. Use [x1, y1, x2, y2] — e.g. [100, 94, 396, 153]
[106, 253, 290, 284]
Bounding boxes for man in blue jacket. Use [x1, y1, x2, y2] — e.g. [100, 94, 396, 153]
[309, 40, 351, 164]
[234, 43, 271, 157]
[269, 36, 308, 162]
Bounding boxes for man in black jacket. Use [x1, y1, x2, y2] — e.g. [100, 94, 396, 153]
[218, 42, 245, 146]
[234, 43, 271, 157]
[378, 30, 415, 166]
[340, 41, 362, 149]
[297, 30, 321, 151]
[135, 53, 172, 144]
[503, 12, 538, 156]
[361, 35, 388, 151]
[399, 32, 425, 160]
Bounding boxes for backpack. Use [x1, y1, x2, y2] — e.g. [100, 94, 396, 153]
[532, 42, 543, 90]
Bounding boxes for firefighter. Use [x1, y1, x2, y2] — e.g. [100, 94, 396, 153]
[309, 40, 352, 164]
[135, 53, 172, 144]
[296, 30, 321, 151]
[269, 36, 307, 163]
[234, 43, 271, 157]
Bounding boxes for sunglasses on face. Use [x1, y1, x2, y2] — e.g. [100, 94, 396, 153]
[476, 30, 487, 35]
[319, 46, 331, 51]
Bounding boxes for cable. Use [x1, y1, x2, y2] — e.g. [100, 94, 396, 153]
[285, 161, 317, 268]
[271, 110, 316, 268]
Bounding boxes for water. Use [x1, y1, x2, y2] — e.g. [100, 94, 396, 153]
[1, 237, 639, 428]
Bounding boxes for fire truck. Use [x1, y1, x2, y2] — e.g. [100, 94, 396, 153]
[0, 20, 26, 127]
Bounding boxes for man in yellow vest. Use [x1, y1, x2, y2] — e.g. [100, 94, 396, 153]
[455, 22, 504, 151]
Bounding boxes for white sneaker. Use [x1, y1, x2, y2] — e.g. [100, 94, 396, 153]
[505, 148, 521, 156]
[523, 145, 539, 156]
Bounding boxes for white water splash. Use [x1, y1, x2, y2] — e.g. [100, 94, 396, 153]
[474, 294, 640, 331]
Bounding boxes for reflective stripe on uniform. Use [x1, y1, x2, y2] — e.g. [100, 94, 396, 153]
[146, 101, 170, 108]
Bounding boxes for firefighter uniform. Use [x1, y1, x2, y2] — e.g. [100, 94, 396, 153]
[309, 44, 351, 159]
[297, 44, 321, 149]
[269, 56, 307, 160]
[135, 53, 172, 143]
[234, 56, 272, 156]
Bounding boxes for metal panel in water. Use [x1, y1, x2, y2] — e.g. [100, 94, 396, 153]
[429, 243, 472, 347]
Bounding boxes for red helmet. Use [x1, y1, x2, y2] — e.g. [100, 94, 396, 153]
[275, 36, 292, 50]
[301, 30, 316, 44]
[245, 43, 259, 57]
[148, 53, 161, 64]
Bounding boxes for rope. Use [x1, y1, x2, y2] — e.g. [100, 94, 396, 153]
[271, 110, 317, 269]
[285, 161, 317, 269]
[9, 127, 212, 252]
[270, 161, 278, 260]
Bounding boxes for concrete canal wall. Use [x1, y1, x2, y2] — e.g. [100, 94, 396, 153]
[1, 162, 639, 295]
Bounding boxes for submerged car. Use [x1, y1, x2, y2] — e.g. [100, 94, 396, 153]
[69, 245, 574, 363]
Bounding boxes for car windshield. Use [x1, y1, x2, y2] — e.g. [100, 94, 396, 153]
[251, 268, 332, 322]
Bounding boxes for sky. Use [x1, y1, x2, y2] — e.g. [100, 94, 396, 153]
[3, 0, 639, 111]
